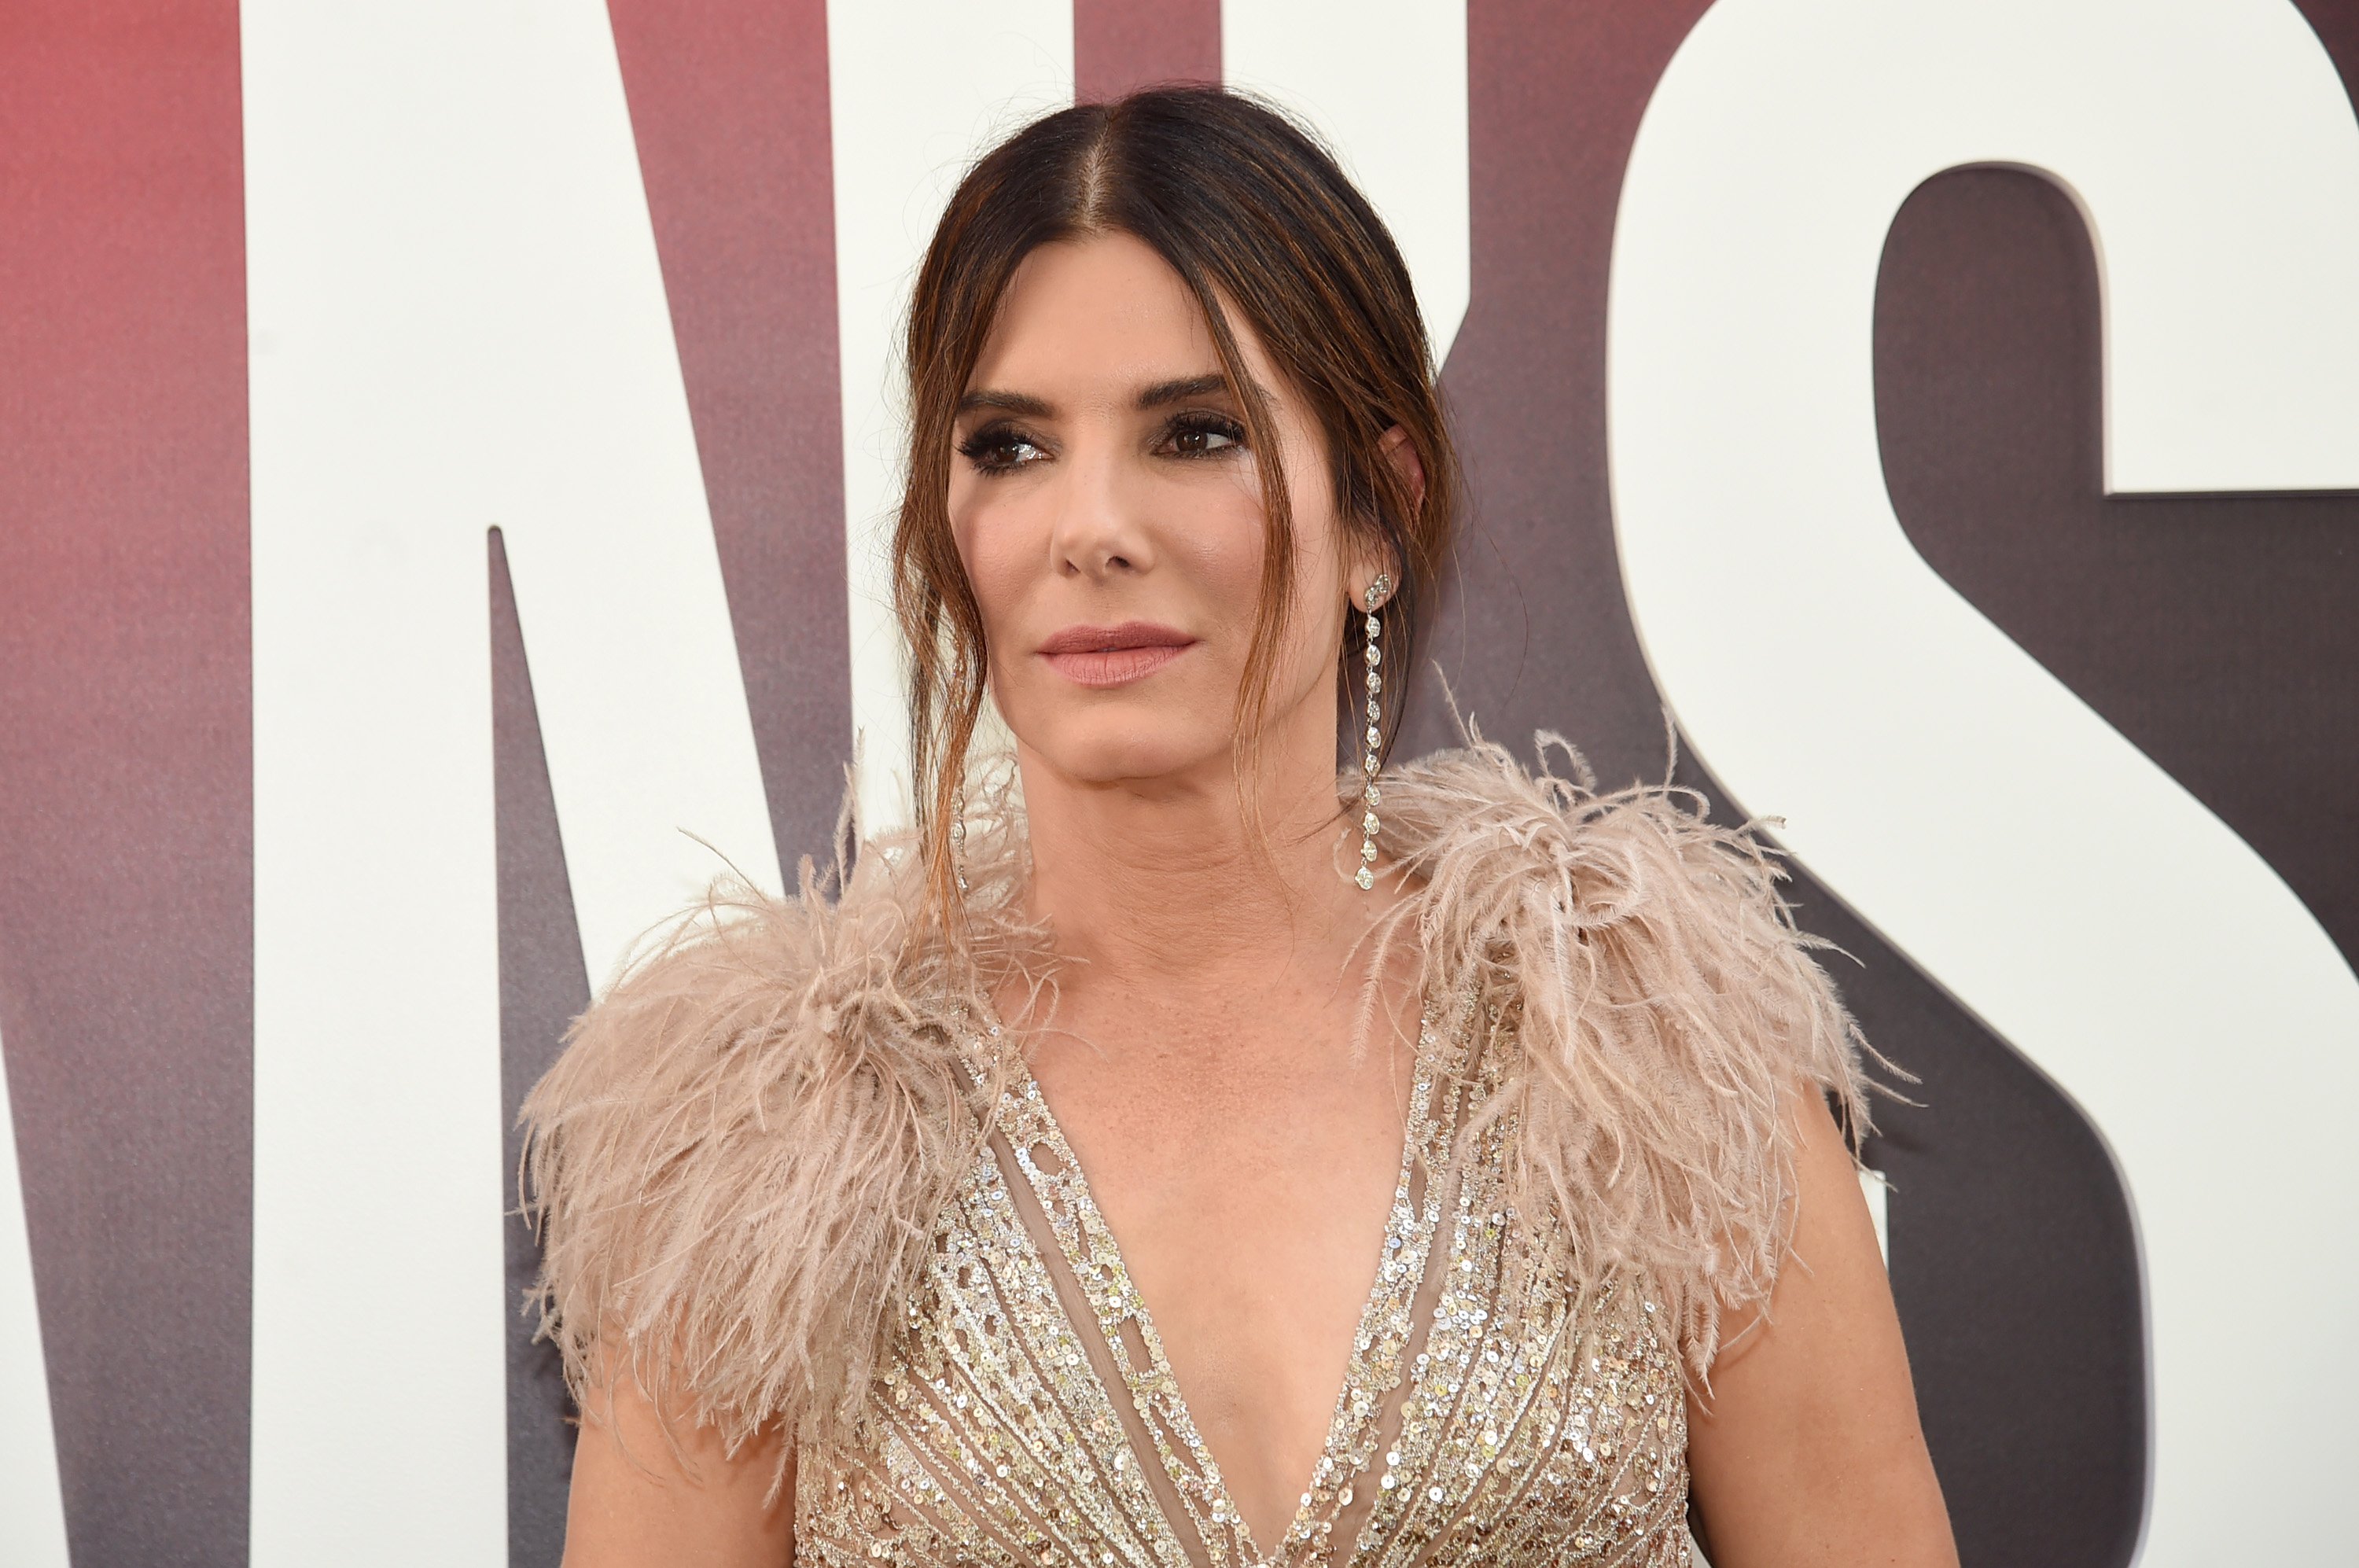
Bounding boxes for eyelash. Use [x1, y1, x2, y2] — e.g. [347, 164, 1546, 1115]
[955, 423, 1043, 476]
[955, 411, 1249, 477]
[1161, 410, 1247, 458]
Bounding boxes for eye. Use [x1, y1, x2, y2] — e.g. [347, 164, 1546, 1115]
[1160, 411, 1247, 458]
[957, 421, 1048, 476]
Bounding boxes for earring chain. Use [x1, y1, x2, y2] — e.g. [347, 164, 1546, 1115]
[1356, 573, 1393, 891]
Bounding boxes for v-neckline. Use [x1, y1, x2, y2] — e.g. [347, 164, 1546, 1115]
[984, 1012, 1448, 1567]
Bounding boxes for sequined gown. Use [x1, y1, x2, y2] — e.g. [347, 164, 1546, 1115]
[796, 996, 1693, 1568]
[527, 745, 1871, 1568]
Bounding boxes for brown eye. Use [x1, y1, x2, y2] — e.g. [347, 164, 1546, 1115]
[1162, 412, 1246, 458]
[957, 424, 1047, 475]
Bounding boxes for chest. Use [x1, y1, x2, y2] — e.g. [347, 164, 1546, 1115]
[1019, 993, 1420, 1445]
[794, 1010, 1695, 1568]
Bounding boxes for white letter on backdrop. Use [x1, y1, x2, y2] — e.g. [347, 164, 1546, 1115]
[1224, 1, 1471, 365]
[0, 1021, 70, 1568]
[244, 3, 778, 1562]
[1607, 0, 2359, 1559]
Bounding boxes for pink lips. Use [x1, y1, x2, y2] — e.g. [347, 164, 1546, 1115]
[1036, 620, 1196, 688]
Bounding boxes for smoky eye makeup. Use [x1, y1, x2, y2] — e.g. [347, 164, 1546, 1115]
[955, 420, 1050, 476]
[1156, 409, 1249, 458]
[956, 410, 1249, 474]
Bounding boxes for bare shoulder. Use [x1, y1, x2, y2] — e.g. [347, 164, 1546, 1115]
[561, 1368, 796, 1568]
[1685, 1089, 1959, 1567]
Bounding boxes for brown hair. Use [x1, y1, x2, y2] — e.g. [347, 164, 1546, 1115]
[892, 84, 1461, 916]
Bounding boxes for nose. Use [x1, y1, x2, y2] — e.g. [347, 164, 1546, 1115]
[1048, 439, 1153, 583]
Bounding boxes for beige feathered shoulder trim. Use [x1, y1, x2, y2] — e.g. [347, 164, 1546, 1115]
[1375, 733, 1884, 1376]
[523, 736, 1883, 1452]
[520, 828, 1021, 1459]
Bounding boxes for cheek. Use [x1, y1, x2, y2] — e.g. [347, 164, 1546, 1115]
[1274, 476, 1353, 679]
[948, 483, 1033, 642]
[1161, 474, 1272, 623]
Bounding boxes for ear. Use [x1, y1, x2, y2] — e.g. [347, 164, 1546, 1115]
[1378, 424, 1427, 513]
[1347, 425, 1424, 608]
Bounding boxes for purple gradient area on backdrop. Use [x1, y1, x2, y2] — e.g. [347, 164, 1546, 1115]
[491, 531, 591, 1568]
[1881, 181, 2359, 976]
[609, 0, 852, 875]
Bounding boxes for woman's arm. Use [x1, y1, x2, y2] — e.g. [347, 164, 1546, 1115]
[561, 1373, 796, 1568]
[1685, 1091, 1958, 1566]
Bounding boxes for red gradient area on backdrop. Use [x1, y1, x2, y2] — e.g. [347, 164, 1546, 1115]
[0, 2, 252, 1562]
[607, 0, 851, 870]
[1076, 0, 1221, 99]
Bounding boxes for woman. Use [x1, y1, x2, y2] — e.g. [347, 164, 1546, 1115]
[527, 86, 1956, 1566]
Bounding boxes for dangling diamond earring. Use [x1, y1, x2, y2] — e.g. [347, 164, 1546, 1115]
[948, 790, 970, 894]
[1356, 572, 1393, 891]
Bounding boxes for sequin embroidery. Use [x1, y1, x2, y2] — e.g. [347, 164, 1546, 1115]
[796, 996, 1691, 1566]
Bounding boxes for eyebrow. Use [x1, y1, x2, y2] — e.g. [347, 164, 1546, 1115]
[955, 388, 1054, 417]
[1135, 373, 1235, 408]
[955, 372, 1258, 418]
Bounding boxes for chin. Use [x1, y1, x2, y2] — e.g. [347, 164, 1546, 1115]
[1014, 706, 1228, 788]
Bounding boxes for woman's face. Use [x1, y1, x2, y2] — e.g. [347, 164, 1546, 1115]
[950, 231, 1368, 793]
